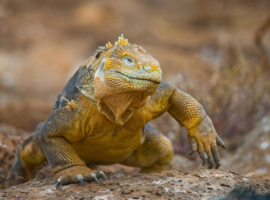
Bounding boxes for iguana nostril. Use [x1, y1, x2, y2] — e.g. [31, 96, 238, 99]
[143, 65, 152, 72]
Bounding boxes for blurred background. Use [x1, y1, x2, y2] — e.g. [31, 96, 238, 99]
[0, 0, 270, 184]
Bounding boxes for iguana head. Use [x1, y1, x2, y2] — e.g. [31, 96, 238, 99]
[81, 35, 162, 125]
[88, 34, 162, 94]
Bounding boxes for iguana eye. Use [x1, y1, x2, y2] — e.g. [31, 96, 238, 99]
[123, 56, 136, 67]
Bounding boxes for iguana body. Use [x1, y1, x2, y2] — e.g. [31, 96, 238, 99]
[8, 35, 225, 187]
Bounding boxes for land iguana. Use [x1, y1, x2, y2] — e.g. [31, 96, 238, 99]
[7, 35, 226, 188]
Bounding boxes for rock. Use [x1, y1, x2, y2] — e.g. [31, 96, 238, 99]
[222, 114, 270, 178]
[0, 124, 28, 188]
[0, 169, 269, 200]
[0, 124, 54, 187]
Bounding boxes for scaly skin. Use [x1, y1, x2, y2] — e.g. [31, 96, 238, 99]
[7, 35, 225, 188]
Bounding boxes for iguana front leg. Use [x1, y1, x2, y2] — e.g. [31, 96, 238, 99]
[40, 107, 106, 188]
[168, 87, 226, 169]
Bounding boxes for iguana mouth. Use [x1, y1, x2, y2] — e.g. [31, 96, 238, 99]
[114, 71, 161, 84]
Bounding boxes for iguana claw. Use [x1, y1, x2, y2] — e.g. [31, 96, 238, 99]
[215, 163, 221, 169]
[80, 178, 83, 186]
[202, 159, 207, 166]
[189, 150, 196, 156]
[77, 174, 84, 186]
[56, 178, 61, 189]
[91, 173, 98, 183]
[97, 171, 107, 181]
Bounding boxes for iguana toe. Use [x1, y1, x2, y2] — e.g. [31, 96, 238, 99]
[79, 175, 84, 186]
[84, 173, 98, 183]
[92, 173, 98, 183]
[97, 171, 107, 181]
[75, 174, 83, 186]
[202, 159, 207, 166]
[215, 163, 221, 169]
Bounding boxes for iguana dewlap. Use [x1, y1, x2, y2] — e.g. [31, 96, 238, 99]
[7, 35, 226, 188]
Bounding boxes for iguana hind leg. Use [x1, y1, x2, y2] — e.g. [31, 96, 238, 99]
[7, 123, 46, 186]
[121, 123, 173, 173]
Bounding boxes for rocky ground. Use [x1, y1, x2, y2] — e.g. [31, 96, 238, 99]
[0, 124, 28, 188]
[1, 170, 269, 200]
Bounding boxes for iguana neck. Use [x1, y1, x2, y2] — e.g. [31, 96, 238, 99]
[94, 76, 150, 126]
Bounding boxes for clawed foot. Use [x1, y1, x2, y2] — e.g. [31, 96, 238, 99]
[189, 129, 226, 169]
[55, 166, 106, 189]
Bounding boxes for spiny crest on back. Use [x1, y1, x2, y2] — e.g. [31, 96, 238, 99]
[105, 34, 130, 49]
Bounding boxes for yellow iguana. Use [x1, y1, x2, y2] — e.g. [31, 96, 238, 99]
[7, 35, 225, 188]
